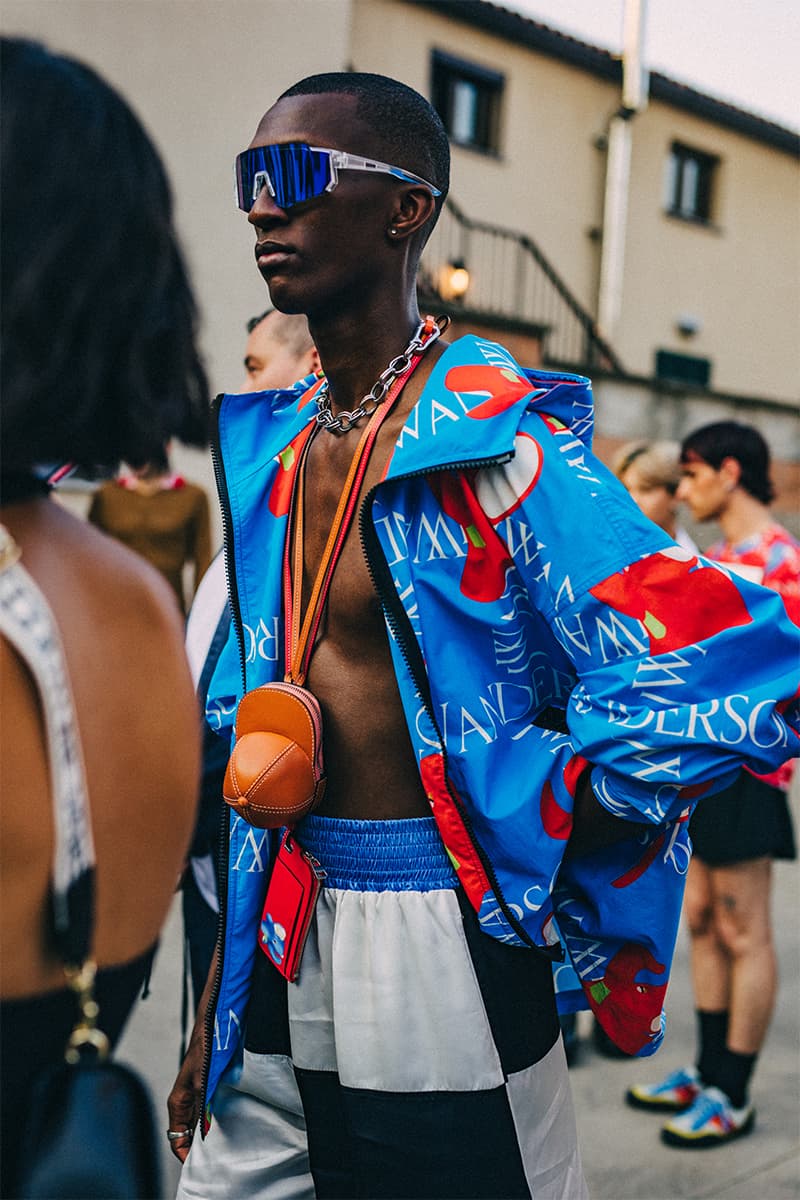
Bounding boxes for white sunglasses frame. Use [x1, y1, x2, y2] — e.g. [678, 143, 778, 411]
[246, 143, 442, 210]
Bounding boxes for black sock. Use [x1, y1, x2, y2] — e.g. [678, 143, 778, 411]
[695, 1009, 729, 1086]
[708, 1048, 757, 1109]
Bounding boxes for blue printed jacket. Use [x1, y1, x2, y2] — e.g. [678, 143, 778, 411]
[201, 335, 800, 1123]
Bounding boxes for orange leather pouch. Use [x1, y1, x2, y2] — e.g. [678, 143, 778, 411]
[223, 681, 325, 829]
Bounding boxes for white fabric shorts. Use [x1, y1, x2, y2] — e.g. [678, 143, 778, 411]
[178, 815, 587, 1199]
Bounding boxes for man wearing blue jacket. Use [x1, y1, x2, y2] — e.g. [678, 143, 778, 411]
[169, 73, 800, 1199]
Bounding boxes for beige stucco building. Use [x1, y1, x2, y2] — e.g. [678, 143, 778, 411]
[4, 0, 798, 530]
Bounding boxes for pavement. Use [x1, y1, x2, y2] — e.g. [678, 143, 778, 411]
[119, 853, 800, 1200]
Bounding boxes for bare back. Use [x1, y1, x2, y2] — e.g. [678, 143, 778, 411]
[0, 499, 201, 998]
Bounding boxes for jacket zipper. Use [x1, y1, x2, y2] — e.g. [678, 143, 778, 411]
[198, 396, 247, 1119]
[359, 456, 556, 958]
[210, 394, 247, 696]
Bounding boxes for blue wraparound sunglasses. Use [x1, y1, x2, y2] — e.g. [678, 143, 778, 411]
[234, 142, 442, 213]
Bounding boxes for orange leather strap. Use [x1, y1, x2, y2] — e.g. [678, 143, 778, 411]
[282, 355, 424, 686]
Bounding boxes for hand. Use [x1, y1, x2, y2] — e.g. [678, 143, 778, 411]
[166, 1022, 205, 1163]
[166, 945, 218, 1163]
[565, 768, 648, 860]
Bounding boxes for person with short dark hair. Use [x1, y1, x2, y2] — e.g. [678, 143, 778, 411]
[168, 73, 800, 1197]
[0, 36, 208, 1198]
[627, 421, 799, 1148]
[242, 310, 320, 392]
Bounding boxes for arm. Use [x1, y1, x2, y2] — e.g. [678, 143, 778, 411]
[488, 412, 800, 826]
[166, 945, 218, 1162]
[564, 768, 648, 860]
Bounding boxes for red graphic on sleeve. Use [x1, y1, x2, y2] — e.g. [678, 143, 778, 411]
[613, 803, 701, 890]
[540, 782, 572, 840]
[540, 755, 588, 841]
[612, 832, 666, 890]
[587, 944, 668, 1055]
[564, 754, 590, 796]
[419, 753, 491, 912]
[444, 364, 537, 420]
[589, 549, 752, 653]
[475, 432, 544, 523]
[268, 424, 314, 517]
[428, 474, 512, 603]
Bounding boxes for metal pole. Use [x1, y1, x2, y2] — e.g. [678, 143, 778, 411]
[597, 0, 649, 342]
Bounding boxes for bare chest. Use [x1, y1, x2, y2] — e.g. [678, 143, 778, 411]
[298, 426, 394, 647]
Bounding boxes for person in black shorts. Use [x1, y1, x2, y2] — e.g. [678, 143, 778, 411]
[627, 421, 799, 1148]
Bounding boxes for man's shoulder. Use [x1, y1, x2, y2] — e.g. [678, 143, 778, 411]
[764, 522, 800, 552]
[217, 379, 318, 470]
[384, 334, 593, 478]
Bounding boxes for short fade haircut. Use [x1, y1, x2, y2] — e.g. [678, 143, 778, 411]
[1, 37, 209, 475]
[278, 72, 450, 225]
[247, 310, 314, 359]
[680, 421, 775, 505]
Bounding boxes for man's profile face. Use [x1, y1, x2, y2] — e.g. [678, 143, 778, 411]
[240, 313, 311, 391]
[245, 93, 396, 318]
[676, 455, 730, 523]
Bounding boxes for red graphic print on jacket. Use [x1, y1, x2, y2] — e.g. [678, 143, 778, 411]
[429, 433, 547, 602]
[444, 364, 539, 420]
[419, 753, 491, 911]
[540, 755, 589, 840]
[475, 432, 544, 523]
[428, 473, 513, 603]
[268, 424, 315, 517]
[588, 943, 668, 1055]
[589, 547, 752, 653]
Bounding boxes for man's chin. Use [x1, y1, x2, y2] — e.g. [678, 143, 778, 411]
[262, 282, 306, 317]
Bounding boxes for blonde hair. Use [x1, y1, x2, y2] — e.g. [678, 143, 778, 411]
[612, 440, 682, 494]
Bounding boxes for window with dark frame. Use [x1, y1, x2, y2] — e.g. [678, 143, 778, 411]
[431, 50, 504, 153]
[664, 142, 718, 223]
[655, 349, 712, 388]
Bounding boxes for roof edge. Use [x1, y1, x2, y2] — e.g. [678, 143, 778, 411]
[402, 0, 800, 157]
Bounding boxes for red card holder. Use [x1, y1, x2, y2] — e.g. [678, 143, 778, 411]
[258, 831, 324, 982]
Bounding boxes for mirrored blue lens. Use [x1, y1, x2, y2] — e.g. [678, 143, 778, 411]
[235, 144, 332, 211]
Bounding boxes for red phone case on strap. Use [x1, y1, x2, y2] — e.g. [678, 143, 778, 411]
[258, 831, 325, 982]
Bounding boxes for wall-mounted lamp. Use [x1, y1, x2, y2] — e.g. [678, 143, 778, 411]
[438, 258, 471, 302]
[675, 313, 702, 338]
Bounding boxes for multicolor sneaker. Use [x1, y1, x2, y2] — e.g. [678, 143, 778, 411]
[661, 1086, 755, 1148]
[625, 1065, 702, 1112]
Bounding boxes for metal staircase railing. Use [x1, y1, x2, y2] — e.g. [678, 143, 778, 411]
[418, 196, 625, 373]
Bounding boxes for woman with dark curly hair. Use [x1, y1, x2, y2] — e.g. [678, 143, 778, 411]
[0, 36, 208, 1196]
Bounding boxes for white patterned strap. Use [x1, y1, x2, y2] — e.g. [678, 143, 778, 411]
[0, 523, 95, 964]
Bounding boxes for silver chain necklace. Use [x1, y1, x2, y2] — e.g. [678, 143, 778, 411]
[314, 317, 442, 435]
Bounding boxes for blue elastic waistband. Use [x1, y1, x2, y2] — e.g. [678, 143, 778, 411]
[294, 814, 459, 892]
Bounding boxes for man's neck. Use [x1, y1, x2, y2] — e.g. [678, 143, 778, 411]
[717, 490, 773, 546]
[309, 296, 424, 417]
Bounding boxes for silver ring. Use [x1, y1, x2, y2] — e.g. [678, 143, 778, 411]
[167, 1129, 193, 1142]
